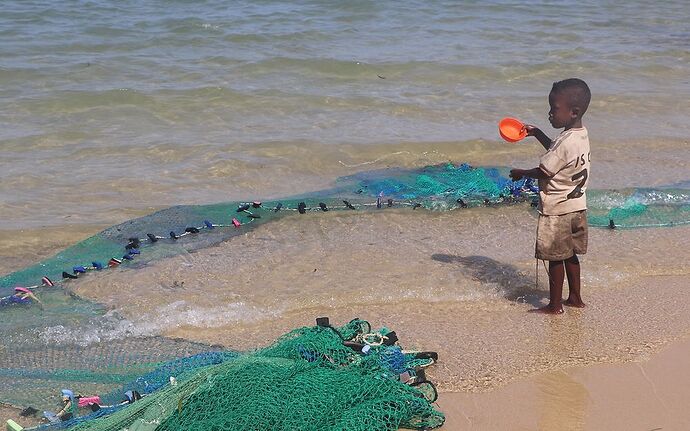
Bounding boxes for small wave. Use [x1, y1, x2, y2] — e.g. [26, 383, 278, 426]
[36, 301, 282, 347]
[143, 300, 283, 330]
[37, 310, 144, 347]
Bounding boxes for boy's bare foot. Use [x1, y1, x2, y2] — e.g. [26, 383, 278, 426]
[563, 298, 586, 308]
[529, 305, 564, 314]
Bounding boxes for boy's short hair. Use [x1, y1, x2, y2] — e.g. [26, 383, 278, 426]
[551, 78, 591, 116]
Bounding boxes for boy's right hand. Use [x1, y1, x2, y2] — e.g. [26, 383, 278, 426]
[524, 124, 539, 136]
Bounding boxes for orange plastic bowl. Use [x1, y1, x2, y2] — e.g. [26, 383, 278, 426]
[498, 117, 527, 143]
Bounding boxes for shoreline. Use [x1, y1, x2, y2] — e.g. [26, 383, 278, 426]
[67, 209, 690, 392]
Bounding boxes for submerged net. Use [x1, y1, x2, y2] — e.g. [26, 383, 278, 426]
[588, 188, 690, 228]
[30, 319, 443, 431]
[0, 335, 225, 413]
[4, 163, 688, 295]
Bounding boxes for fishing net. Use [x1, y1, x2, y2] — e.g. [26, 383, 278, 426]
[1, 163, 688, 429]
[588, 188, 690, 228]
[3, 163, 688, 298]
[29, 319, 443, 431]
[0, 336, 224, 413]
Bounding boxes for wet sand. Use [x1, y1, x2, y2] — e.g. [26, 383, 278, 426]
[5, 339, 690, 431]
[5, 340, 690, 429]
[437, 336, 690, 430]
[1, 404, 42, 429]
[69, 209, 690, 371]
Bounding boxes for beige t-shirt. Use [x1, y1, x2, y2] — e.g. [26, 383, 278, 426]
[538, 127, 591, 215]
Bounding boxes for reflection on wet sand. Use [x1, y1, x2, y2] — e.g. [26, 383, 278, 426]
[536, 316, 587, 430]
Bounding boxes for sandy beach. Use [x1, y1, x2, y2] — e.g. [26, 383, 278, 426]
[5, 338, 690, 430]
[3, 205, 690, 428]
[4, 333, 690, 431]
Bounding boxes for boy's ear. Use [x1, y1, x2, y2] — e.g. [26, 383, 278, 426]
[570, 107, 581, 118]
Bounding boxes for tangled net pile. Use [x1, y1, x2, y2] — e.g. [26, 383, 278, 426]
[30, 319, 443, 431]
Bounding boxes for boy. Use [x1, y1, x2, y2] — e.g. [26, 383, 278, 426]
[510, 78, 591, 314]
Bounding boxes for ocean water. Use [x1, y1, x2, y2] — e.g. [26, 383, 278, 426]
[1, 0, 690, 414]
[2, 0, 689, 230]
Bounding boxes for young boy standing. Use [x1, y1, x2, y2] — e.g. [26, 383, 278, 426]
[510, 78, 591, 314]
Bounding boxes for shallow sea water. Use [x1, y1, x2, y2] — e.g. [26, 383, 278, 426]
[1, 0, 690, 415]
[2, 0, 690, 230]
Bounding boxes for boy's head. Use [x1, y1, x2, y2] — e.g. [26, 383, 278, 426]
[548, 78, 591, 129]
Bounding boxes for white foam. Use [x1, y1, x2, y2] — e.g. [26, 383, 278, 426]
[37, 301, 283, 346]
[145, 300, 283, 329]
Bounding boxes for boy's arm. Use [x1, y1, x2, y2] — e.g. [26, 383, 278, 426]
[509, 167, 549, 181]
[525, 125, 552, 150]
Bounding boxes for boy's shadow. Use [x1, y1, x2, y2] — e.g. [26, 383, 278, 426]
[431, 254, 545, 307]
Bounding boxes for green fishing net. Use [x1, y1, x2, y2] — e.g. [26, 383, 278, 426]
[32, 320, 443, 431]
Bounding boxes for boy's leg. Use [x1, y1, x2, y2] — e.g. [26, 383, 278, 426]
[531, 260, 565, 314]
[534, 212, 585, 314]
[563, 254, 585, 307]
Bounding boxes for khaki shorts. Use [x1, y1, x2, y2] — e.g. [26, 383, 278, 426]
[535, 210, 588, 261]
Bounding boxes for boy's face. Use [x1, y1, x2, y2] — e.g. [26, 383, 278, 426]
[548, 91, 576, 129]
